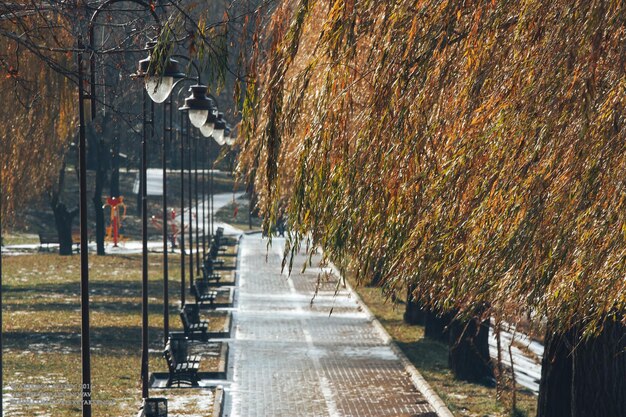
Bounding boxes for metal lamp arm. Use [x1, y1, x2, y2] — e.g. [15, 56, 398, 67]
[89, 0, 162, 35]
[174, 77, 198, 102]
[171, 54, 203, 84]
[88, 0, 162, 120]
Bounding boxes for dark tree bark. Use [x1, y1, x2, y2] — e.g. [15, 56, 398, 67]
[571, 317, 626, 417]
[537, 316, 625, 417]
[537, 324, 573, 417]
[367, 258, 384, 287]
[404, 284, 424, 325]
[52, 203, 78, 256]
[448, 313, 494, 384]
[88, 123, 108, 255]
[49, 162, 78, 256]
[424, 308, 453, 342]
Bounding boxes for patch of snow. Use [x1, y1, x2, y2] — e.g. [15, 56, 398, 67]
[489, 325, 543, 395]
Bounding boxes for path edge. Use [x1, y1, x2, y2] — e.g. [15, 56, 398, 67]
[212, 386, 225, 417]
[329, 263, 455, 417]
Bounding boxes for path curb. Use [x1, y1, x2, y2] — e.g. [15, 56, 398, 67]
[332, 264, 455, 417]
[212, 386, 225, 417]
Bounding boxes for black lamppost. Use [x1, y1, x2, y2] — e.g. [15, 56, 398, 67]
[134, 41, 185, 413]
[176, 79, 217, 296]
[201, 142, 207, 259]
[194, 133, 200, 275]
[207, 113, 228, 237]
[178, 103, 188, 306]
[198, 101, 219, 243]
[169, 79, 197, 312]
[162, 94, 171, 347]
[187, 126, 195, 292]
[75, 41, 94, 416]
[0, 140, 3, 417]
[82, 3, 164, 415]
[162, 76, 212, 337]
[160, 78, 193, 348]
[179, 85, 215, 267]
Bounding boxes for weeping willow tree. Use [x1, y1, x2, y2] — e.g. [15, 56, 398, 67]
[0, 0, 238, 254]
[239, 1, 626, 415]
[0, 12, 76, 232]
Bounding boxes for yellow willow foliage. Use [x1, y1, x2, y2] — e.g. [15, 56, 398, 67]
[239, 0, 626, 335]
[0, 18, 76, 223]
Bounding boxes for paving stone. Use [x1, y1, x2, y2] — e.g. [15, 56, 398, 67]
[225, 235, 438, 417]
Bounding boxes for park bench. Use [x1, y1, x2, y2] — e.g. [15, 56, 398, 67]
[201, 257, 222, 282]
[208, 240, 226, 267]
[214, 226, 224, 240]
[166, 336, 201, 364]
[210, 227, 227, 252]
[38, 232, 59, 250]
[179, 306, 209, 341]
[191, 280, 217, 307]
[38, 231, 81, 252]
[163, 342, 200, 388]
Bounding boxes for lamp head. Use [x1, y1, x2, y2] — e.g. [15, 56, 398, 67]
[223, 125, 232, 144]
[212, 113, 227, 145]
[200, 109, 218, 138]
[179, 85, 214, 128]
[136, 41, 185, 103]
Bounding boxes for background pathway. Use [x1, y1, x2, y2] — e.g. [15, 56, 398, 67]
[224, 234, 439, 417]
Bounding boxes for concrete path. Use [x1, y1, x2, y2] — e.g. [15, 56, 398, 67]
[224, 234, 439, 417]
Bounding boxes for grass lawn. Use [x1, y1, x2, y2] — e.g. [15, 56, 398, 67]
[213, 197, 263, 233]
[3, 251, 220, 417]
[1, 233, 39, 246]
[350, 283, 538, 417]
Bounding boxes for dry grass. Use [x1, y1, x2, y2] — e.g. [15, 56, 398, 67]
[213, 197, 263, 233]
[3, 252, 218, 417]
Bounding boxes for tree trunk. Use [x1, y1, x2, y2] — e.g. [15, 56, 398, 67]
[404, 284, 424, 325]
[87, 122, 108, 255]
[424, 309, 453, 342]
[571, 317, 626, 417]
[537, 324, 573, 417]
[537, 317, 626, 417]
[52, 203, 77, 256]
[49, 162, 77, 256]
[448, 314, 494, 384]
[367, 258, 384, 287]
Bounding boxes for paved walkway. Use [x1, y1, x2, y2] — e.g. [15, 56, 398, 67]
[224, 234, 439, 417]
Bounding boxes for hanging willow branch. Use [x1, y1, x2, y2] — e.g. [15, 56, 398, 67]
[239, 0, 626, 337]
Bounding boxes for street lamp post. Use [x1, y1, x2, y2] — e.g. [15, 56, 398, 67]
[160, 77, 197, 346]
[179, 111, 187, 305]
[140, 86, 153, 400]
[201, 142, 207, 260]
[171, 76, 212, 307]
[175, 66, 216, 294]
[0, 120, 4, 417]
[188, 127, 194, 292]
[197, 102, 219, 241]
[134, 41, 185, 413]
[161, 94, 171, 346]
[194, 134, 200, 275]
[76, 39, 93, 417]
[160, 54, 213, 333]
[86, 3, 166, 415]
